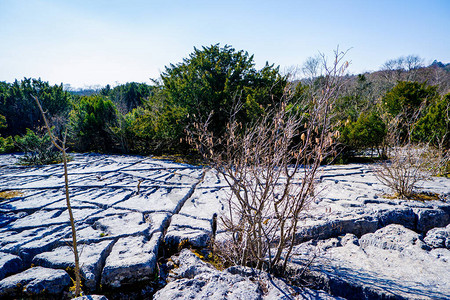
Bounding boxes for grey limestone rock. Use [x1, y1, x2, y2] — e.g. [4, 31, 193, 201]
[376, 206, 416, 229]
[73, 295, 108, 300]
[359, 223, 429, 252]
[340, 233, 359, 246]
[0, 266, 71, 297]
[0, 252, 22, 281]
[155, 249, 342, 300]
[424, 224, 450, 249]
[292, 224, 450, 299]
[32, 240, 114, 292]
[414, 208, 450, 233]
[101, 233, 161, 288]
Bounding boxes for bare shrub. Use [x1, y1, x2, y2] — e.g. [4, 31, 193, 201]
[188, 49, 349, 271]
[33, 96, 82, 297]
[376, 93, 449, 199]
[375, 145, 430, 199]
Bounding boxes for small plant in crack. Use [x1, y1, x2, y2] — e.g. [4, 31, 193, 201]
[136, 178, 144, 195]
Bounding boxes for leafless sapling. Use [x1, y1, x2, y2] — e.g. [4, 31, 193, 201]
[32, 95, 82, 296]
[187, 49, 349, 272]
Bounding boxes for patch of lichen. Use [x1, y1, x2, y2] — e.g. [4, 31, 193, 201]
[191, 249, 229, 271]
[151, 154, 206, 166]
[409, 192, 441, 201]
[383, 192, 441, 201]
[67, 276, 84, 298]
[0, 190, 24, 200]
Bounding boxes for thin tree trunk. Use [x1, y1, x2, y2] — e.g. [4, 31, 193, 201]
[33, 95, 81, 296]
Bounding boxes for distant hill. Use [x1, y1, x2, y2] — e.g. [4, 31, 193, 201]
[429, 60, 450, 72]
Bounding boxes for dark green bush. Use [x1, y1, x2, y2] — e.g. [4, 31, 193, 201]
[15, 128, 62, 165]
[0, 136, 14, 153]
[0, 78, 72, 137]
[0, 114, 15, 153]
[340, 110, 387, 154]
[111, 95, 188, 154]
[382, 81, 438, 117]
[413, 93, 450, 148]
[382, 81, 438, 144]
[68, 95, 118, 152]
[160, 44, 286, 143]
[101, 82, 154, 113]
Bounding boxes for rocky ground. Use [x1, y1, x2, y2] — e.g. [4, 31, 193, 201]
[0, 153, 449, 299]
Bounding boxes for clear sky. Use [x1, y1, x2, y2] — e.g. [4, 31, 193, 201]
[0, 0, 449, 88]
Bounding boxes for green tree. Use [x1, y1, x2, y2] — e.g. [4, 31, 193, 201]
[68, 95, 118, 152]
[341, 111, 387, 153]
[0, 78, 72, 137]
[382, 81, 437, 117]
[413, 93, 450, 148]
[110, 88, 188, 154]
[0, 113, 14, 153]
[14, 128, 62, 165]
[101, 82, 154, 113]
[160, 44, 286, 141]
[382, 81, 438, 143]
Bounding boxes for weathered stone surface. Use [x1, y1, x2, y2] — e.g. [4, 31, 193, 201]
[101, 233, 161, 288]
[114, 186, 194, 213]
[0, 252, 22, 281]
[0, 224, 66, 254]
[0, 189, 63, 212]
[291, 224, 450, 299]
[376, 206, 416, 229]
[0, 266, 71, 297]
[415, 208, 450, 233]
[359, 224, 429, 252]
[33, 240, 114, 292]
[0, 211, 28, 227]
[73, 295, 108, 300]
[424, 225, 450, 249]
[155, 249, 342, 300]
[18, 226, 72, 265]
[93, 212, 150, 237]
[1, 153, 449, 297]
[8, 208, 100, 230]
[165, 214, 212, 248]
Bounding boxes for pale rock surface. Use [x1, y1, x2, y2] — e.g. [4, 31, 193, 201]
[32, 240, 114, 292]
[101, 233, 161, 288]
[1, 153, 449, 298]
[0, 252, 22, 281]
[424, 224, 450, 249]
[291, 224, 450, 299]
[0, 266, 71, 297]
[154, 249, 342, 300]
[73, 295, 108, 300]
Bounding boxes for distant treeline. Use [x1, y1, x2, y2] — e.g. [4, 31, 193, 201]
[1, 45, 449, 159]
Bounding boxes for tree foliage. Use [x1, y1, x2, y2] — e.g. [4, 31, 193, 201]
[101, 82, 154, 113]
[160, 44, 286, 139]
[340, 111, 386, 151]
[382, 81, 439, 144]
[413, 93, 450, 148]
[0, 78, 72, 137]
[14, 128, 62, 165]
[68, 95, 118, 152]
[382, 81, 438, 117]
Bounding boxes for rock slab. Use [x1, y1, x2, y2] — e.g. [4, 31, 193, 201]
[32, 240, 114, 292]
[101, 233, 161, 288]
[0, 266, 71, 297]
[154, 249, 342, 300]
[0, 252, 22, 281]
[292, 224, 450, 300]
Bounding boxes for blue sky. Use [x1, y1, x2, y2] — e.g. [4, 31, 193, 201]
[0, 0, 449, 88]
